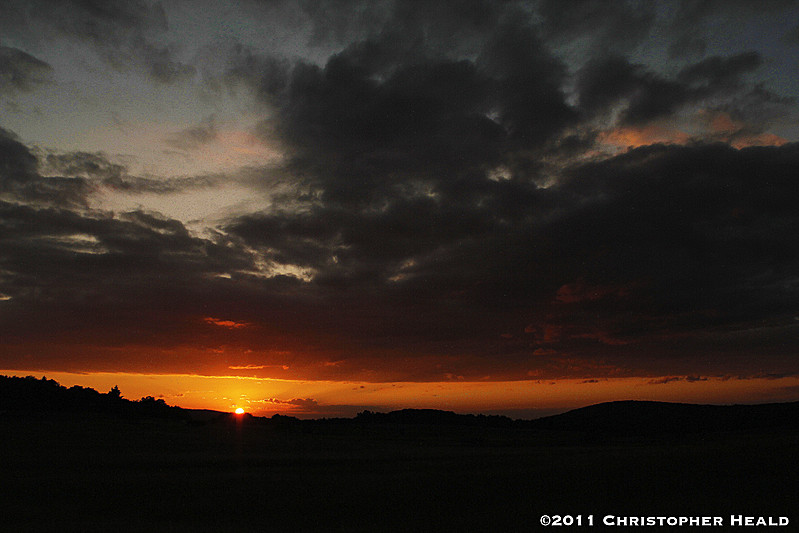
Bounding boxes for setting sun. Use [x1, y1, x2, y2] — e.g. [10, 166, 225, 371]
[234, 407, 245, 415]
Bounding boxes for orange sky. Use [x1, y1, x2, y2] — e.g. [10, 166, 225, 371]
[3, 369, 798, 419]
[3, 1, 799, 421]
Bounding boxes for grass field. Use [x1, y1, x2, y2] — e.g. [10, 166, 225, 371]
[1, 411, 797, 532]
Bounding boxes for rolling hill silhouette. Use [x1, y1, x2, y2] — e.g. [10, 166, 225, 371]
[0, 374, 187, 420]
[3, 375, 799, 436]
[527, 399, 799, 437]
[1, 375, 798, 531]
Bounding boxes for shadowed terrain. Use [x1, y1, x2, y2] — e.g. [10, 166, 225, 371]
[1, 376, 797, 531]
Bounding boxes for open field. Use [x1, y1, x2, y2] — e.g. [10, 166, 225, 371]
[2, 407, 797, 532]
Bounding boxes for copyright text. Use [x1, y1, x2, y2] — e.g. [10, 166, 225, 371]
[538, 515, 790, 527]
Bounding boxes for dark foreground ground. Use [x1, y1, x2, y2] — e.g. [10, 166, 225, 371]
[1, 405, 797, 532]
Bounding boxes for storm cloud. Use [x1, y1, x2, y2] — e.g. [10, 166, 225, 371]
[0, 0, 193, 84]
[0, 46, 53, 93]
[1, 0, 799, 385]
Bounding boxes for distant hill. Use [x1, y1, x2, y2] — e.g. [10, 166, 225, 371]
[526, 400, 799, 438]
[3, 375, 798, 439]
[348, 401, 799, 440]
[354, 408, 515, 427]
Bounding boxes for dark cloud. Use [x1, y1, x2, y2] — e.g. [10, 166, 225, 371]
[45, 0, 168, 42]
[276, 55, 506, 189]
[0, 129, 93, 207]
[258, 396, 381, 417]
[298, 0, 510, 56]
[299, 0, 392, 47]
[576, 55, 694, 124]
[541, 144, 799, 346]
[239, 141, 799, 378]
[226, 1, 572, 152]
[0, 199, 262, 367]
[665, 0, 797, 58]
[649, 376, 708, 385]
[226, 8, 574, 217]
[165, 115, 218, 151]
[102, 174, 219, 195]
[715, 84, 796, 128]
[576, 51, 775, 126]
[677, 52, 762, 88]
[44, 151, 126, 181]
[537, 0, 656, 52]
[2, 1, 799, 384]
[1, 0, 192, 84]
[0, 137, 327, 374]
[41, 149, 218, 194]
[1, 0, 162, 49]
[264, 397, 319, 409]
[0, 46, 53, 92]
[576, 55, 644, 117]
[221, 44, 291, 103]
[1, 129, 218, 213]
[193, 3, 799, 380]
[143, 43, 196, 84]
[0, 204, 251, 288]
[668, 35, 707, 59]
[781, 23, 799, 44]
[0, 128, 38, 185]
[220, 141, 799, 379]
[1, 166, 798, 381]
[478, 18, 574, 144]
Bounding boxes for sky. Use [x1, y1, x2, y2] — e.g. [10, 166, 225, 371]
[2, 0, 799, 418]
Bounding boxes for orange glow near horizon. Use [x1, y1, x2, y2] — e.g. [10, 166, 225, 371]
[598, 114, 789, 152]
[598, 124, 691, 149]
[705, 111, 789, 148]
[2, 369, 799, 419]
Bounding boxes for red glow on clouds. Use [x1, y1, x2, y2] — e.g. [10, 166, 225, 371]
[599, 124, 691, 149]
[204, 317, 250, 329]
[704, 111, 789, 148]
[598, 113, 788, 152]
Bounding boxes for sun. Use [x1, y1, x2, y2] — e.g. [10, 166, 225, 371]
[234, 407, 245, 415]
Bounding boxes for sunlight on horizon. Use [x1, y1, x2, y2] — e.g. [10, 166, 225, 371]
[2, 369, 798, 420]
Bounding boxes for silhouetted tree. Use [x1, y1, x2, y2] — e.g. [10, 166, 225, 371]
[0, 375, 187, 421]
[139, 395, 167, 406]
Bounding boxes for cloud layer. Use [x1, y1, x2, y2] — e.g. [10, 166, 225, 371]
[1, 0, 798, 385]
